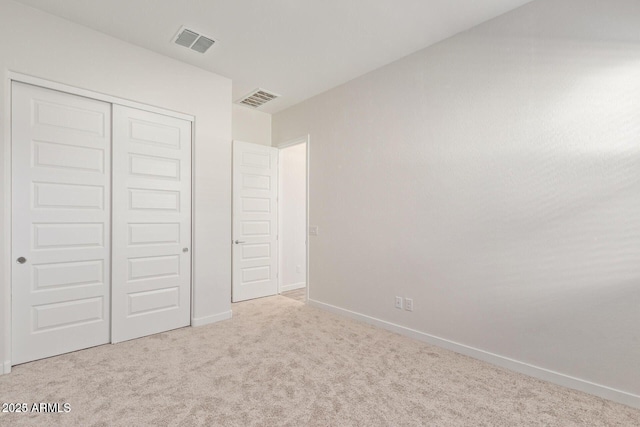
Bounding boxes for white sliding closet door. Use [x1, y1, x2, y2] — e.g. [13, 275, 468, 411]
[11, 82, 111, 364]
[111, 106, 192, 343]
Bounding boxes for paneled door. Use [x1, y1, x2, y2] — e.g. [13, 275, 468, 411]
[11, 82, 112, 364]
[111, 106, 192, 343]
[232, 141, 279, 302]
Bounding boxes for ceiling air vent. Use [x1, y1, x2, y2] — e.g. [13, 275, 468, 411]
[174, 26, 217, 54]
[237, 89, 280, 109]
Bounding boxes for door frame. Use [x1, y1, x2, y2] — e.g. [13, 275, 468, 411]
[275, 135, 310, 302]
[2, 72, 196, 373]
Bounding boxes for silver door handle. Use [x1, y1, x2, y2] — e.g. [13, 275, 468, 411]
[234, 240, 246, 244]
[16, 257, 26, 264]
[183, 248, 189, 253]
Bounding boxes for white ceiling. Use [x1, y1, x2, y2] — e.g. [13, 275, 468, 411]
[15, 0, 534, 114]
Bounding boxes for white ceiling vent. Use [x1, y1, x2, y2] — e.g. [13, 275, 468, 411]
[174, 26, 217, 54]
[237, 88, 280, 109]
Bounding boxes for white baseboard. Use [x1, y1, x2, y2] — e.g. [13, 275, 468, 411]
[191, 310, 232, 327]
[307, 299, 640, 410]
[280, 282, 306, 293]
[3, 360, 11, 375]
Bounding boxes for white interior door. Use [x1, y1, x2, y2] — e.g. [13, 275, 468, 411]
[11, 82, 111, 364]
[232, 141, 279, 302]
[112, 105, 192, 343]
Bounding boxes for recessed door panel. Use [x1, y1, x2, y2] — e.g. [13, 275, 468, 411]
[33, 99, 106, 135]
[241, 197, 271, 213]
[129, 188, 180, 211]
[129, 154, 180, 180]
[128, 287, 180, 316]
[128, 255, 180, 281]
[242, 243, 271, 260]
[242, 151, 271, 168]
[241, 266, 271, 284]
[33, 141, 105, 172]
[130, 119, 181, 149]
[241, 221, 271, 236]
[33, 297, 104, 332]
[128, 223, 180, 246]
[33, 182, 104, 210]
[242, 174, 271, 190]
[33, 260, 104, 290]
[33, 223, 104, 249]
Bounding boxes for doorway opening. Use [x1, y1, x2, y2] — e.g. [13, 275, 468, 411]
[231, 136, 309, 303]
[278, 138, 308, 303]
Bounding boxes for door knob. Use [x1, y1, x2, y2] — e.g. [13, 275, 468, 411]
[234, 240, 246, 244]
[16, 257, 26, 264]
[183, 248, 189, 253]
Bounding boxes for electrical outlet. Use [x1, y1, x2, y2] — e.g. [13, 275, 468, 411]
[405, 298, 414, 312]
[395, 296, 403, 310]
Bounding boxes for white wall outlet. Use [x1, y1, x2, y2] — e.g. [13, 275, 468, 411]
[395, 296, 403, 309]
[405, 298, 414, 312]
[309, 226, 319, 236]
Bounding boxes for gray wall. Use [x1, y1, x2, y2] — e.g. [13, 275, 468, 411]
[273, 0, 640, 404]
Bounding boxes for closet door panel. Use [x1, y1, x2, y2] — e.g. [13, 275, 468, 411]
[11, 82, 111, 364]
[112, 106, 192, 343]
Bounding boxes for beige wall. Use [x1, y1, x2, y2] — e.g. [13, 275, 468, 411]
[1, 0, 232, 372]
[278, 143, 307, 291]
[232, 104, 271, 146]
[273, 0, 640, 407]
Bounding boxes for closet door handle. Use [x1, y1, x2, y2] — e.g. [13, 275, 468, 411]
[234, 240, 246, 244]
[16, 257, 27, 264]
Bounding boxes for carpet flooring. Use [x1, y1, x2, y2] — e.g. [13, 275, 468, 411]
[0, 296, 638, 426]
[280, 288, 306, 303]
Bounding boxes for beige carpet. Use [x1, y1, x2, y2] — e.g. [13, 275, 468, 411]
[0, 296, 638, 426]
[280, 288, 306, 303]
